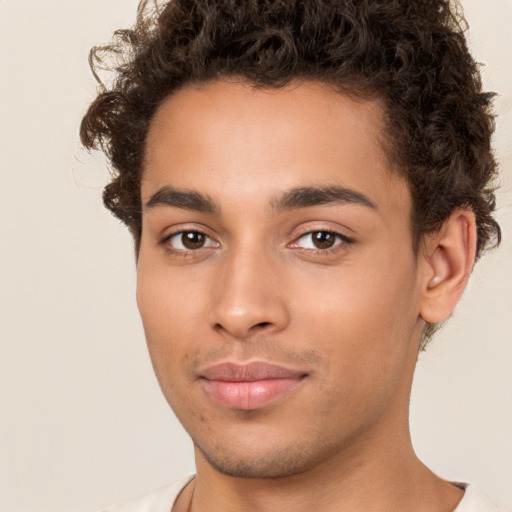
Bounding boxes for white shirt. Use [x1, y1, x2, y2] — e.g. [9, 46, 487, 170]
[98, 476, 507, 512]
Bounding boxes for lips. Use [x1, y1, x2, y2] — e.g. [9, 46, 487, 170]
[199, 361, 307, 410]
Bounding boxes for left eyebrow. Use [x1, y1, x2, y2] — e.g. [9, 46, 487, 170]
[271, 186, 377, 212]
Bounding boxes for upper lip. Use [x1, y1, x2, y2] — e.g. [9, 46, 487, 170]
[199, 361, 307, 382]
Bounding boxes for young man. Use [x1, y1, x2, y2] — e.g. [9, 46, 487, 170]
[81, 1, 504, 510]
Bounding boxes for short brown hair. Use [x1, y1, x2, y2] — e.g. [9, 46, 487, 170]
[81, 0, 501, 259]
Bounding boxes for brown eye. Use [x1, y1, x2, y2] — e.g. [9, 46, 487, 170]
[181, 231, 206, 249]
[291, 230, 351, 251]
[311, 231, 337, 249]
[165, 230, 218, 251]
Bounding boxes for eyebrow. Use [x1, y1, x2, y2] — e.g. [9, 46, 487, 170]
[271, 186, 377, 211]
[145, 186, 217, 213]
[144, 184, 377, 214]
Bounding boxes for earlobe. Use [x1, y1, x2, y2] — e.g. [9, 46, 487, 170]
[419, 209, 477, 324]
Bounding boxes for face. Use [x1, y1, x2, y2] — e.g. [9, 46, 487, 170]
[137, 80, 426, 478]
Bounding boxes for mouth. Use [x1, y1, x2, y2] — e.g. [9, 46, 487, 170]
[198, 361, 308, 411]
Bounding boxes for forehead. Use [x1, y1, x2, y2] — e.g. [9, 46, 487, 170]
[142, 80, 409, 215]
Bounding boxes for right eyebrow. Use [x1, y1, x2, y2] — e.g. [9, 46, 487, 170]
[144, 186, 218, 213]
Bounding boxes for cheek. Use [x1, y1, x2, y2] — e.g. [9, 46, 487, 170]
[136, 262, 205, 390]
[292, 250, 419, 382]
[302, 279, 418, 430]
[294, 256, 416, 333]
[137, 256, 207, 335]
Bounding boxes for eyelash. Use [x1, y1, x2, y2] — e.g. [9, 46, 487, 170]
[289, 229, 354, 254]
[159, 228, 354, 256]
[159, 230, 218, 256]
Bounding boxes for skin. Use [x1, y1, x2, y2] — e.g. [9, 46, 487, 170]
[136, 80, 474, 512]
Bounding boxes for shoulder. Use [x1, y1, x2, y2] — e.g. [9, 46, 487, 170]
[96, 475, 194, 512]
[454, 484, 509, 512]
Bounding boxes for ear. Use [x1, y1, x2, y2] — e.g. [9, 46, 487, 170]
[419, 209, 477, 324]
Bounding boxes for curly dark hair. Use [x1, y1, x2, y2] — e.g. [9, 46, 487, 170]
[80, 0, 501, 262]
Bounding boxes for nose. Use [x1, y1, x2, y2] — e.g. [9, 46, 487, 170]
[209, 247, 290, 339]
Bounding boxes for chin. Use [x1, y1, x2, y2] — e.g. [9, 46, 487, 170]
[195, 437, 327, 479]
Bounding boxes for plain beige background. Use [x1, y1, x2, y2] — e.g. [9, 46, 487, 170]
[0, 1, 510, 511]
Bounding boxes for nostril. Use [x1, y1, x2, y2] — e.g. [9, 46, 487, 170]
[254, 322, 271, 329]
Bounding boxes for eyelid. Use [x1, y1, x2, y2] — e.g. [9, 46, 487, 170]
[159, 227, 220, 252]
[288, 227, 354, 251]
[157, 223, 354, 255]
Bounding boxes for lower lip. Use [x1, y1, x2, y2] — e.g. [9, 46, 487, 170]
[201, 377, 304, 410]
